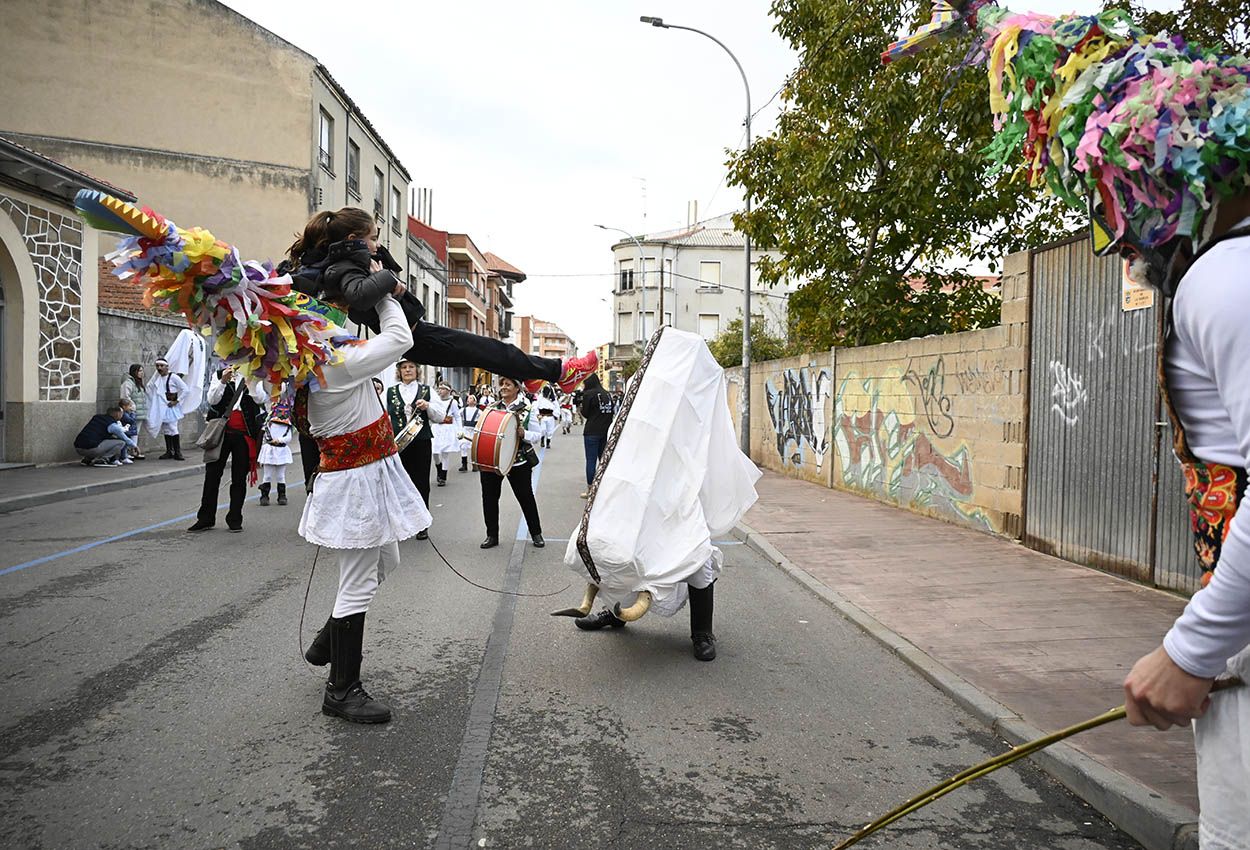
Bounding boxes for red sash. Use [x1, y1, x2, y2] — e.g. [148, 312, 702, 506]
[315, 412, 397, 472]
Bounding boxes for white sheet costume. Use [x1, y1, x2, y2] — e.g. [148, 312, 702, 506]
[535, 391, 558, 445]
[431, 395, 461, 473]
[563, 328, 761, 617]
[299, 297, 431, 614]
[459, 402, 481, 463]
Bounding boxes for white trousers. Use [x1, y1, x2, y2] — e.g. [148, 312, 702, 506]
[158, 420, 180, 436]
[1195, 646, 1250, 849]
[334, 541, 401, 618]
[541, 416, 556, 439]
[261, 464, 286, 484]
[434, 449, 458, 470]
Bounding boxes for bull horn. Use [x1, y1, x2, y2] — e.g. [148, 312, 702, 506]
[550, 583, 598, 618]
[613, 591, 653, 622]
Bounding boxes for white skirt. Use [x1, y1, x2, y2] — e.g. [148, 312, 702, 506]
[257, 443, 293, 466]
[1195, 645, 1250, 849]
[431, 423, 459, 456]
[299, 454, 431, 549]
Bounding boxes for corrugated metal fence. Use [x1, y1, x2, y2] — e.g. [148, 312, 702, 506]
[1025, 238, 1198, 593]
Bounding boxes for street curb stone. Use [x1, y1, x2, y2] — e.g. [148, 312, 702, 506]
[734, 520, 1200, 850]
[0, 464, 205, 515]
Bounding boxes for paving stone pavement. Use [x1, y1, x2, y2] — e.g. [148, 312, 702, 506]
[740, 470, 1203, 845]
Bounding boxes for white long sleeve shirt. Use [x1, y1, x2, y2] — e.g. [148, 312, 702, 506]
[1162, 221, 1250, 678]
[307, 297, 414, 439]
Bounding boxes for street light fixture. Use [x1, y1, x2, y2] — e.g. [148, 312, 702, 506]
[595, 223, 648, 347]
[640, 15, 753, 454]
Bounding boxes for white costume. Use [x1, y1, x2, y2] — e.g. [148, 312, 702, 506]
[431, 396, 461, 471]
[299, 297, 431, 617]
[563, 328, 761, 616]
[145, 370, 190, 437]
[459, 403, 482, 460]
[258, 420, 294, 484]
[1159, 225, 1250, 848]
[535, 392, 558, 443]
[165, 328, 207, 411]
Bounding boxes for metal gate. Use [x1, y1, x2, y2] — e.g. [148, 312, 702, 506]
[1025, 238, 1199, 593]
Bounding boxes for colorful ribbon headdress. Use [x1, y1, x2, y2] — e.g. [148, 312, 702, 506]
[883, 2, 1250, 258]
[75, 190, 358, 396]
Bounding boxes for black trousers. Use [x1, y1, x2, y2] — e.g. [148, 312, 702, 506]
[197, 428, 250, 526]
[299, 432, 319, 483]
[407, 322, 561, 381]
[400, 438, 432, 507]
[480, 463, 542, 538]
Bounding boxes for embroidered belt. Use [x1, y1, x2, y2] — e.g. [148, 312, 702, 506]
[1183, 462, 1248, 587]
[316, 412, 397, 472]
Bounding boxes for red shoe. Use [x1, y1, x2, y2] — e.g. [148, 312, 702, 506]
[556, 350, 599, 393]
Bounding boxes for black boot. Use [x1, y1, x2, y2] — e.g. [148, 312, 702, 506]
[172, 435, 186, 461]
[258, 483, 271, 506]
[159, 436, 174, 460]
[276, 483, 288, 506]
[322, 613, 391, 724]
[689, 582, 716, 661]
[459, 457, 468, 473]
[304, 617, 331, 666]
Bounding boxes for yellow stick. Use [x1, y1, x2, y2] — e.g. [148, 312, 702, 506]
[832, 677, 1244, 850]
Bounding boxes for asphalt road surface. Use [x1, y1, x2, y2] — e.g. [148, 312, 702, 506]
[0, 433, 1141, 849]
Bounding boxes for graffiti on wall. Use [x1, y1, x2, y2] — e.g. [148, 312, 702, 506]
[765, 366, 831, 471]
[834, 369, 992, 531]
[1049, 360, 1088, 426]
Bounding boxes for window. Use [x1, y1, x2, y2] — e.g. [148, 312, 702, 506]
[346, 140, 360, 196]
[318, 109, 334, 173]
[619, 259, 634, 291]
[373, 168, 385, 220]
[699, 261, 721, 288]
[643, 257, 657, 289]
[698, 313, 720, 339]
[641, 311, 656, 339]
[663, 257, 672, 287]
[616, 312, 634, 345]
[391, 186, 402, 233]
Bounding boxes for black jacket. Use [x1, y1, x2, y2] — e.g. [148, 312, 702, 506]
[74, 413, 117, 449]
[580, 374, 614, 438]
[286, 240, 425, 334]
[207, 378, 266, 441]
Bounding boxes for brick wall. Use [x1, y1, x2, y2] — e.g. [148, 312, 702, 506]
[736, 250, 1030, 538]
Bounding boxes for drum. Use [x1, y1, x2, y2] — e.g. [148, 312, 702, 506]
[394, 414, 424, 453]
[472, 408, 520, 476]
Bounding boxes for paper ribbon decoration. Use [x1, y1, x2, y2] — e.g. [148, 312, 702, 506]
[75, 189, 358, 397]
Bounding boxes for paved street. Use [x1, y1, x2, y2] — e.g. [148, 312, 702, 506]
[0, 435, 1139, 850]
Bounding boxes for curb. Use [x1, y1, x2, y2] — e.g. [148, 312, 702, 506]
[0, 464, 207, 515]
[734, 520, 1199, 850]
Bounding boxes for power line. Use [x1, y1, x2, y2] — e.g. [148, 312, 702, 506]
[515, 269, 795, 300]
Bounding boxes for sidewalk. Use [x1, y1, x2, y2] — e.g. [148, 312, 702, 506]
[738, 471, 1203, 850]
[0, 457, 207, 514]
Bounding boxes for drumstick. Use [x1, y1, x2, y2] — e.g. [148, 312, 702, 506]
[831, 677, 1244, 850]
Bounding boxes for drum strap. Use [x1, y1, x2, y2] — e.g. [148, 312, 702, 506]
[575, 326, 667, 583]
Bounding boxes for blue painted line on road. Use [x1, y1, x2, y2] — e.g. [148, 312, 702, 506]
[0, 495, 261, 577]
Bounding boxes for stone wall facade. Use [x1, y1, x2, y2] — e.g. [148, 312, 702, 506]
[0, 193, 84, 400]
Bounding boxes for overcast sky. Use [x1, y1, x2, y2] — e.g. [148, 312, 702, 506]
[221, 0, 1183, 352]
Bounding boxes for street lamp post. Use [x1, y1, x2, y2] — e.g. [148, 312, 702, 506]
[640, 15, 753, 454]
[595, 223, 648, 348]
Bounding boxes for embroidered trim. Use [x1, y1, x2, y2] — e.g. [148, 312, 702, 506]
[315, 412, 397, 472]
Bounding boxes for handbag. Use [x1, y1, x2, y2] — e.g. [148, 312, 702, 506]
[195, 379, 243, 452]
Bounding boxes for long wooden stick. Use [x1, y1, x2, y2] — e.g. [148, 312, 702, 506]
[832, 677, 1244, 850]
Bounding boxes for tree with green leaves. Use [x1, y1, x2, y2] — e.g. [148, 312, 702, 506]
[729, 0, 1080, 350]
[730, 0, 1245, 352]
[707, 318, 797, 368]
